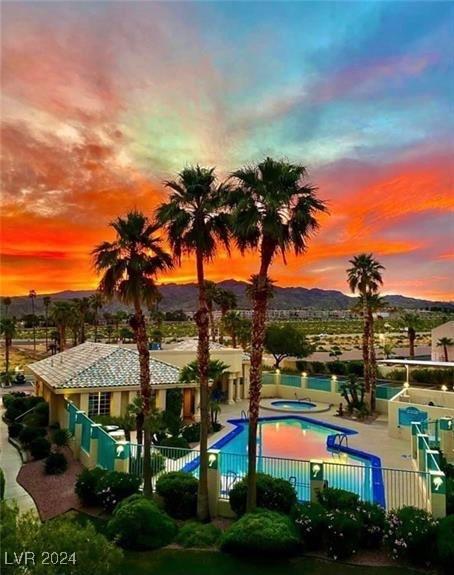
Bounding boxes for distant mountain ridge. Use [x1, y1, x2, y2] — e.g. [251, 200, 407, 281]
[4, 279, 453, 316]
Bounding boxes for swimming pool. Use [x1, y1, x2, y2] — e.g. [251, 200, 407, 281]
[183, 415, 384, 506]
[270, 400, 317, 411]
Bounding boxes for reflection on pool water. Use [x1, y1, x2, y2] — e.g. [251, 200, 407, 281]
[270, 400, 317, 411]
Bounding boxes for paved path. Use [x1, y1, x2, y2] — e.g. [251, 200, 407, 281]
[0, 407, 36, 513]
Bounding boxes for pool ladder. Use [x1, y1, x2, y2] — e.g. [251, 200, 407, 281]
[332, 433, 349, 454]
[240, 409, 249, 420]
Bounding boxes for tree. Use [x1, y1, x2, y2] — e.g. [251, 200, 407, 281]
[114, 310, 128, 340]
[347, 254, 384, 411]
[366, 293, 387, 396]
[1, 318, 16, 383]
[222, 310, 243, 348]
[229, 157, 326, 511]
[156, 165, 230, 520]
[89, 292, 105, 342]
[50, 301, 74, 351]
[264, 323, 313, 369]
[214, 288, 237, 343]
[28, 289, 37, 354]
[92, 211, 172, 497]
[43, 296, 51, 351]
[437, 337, 453, 362]
[383, 342, 395, 359]
[73, 297, 90, 343]
[203, 281, 218, 342]
[399, 312, 421, 358]
[2, 297, 11, 318]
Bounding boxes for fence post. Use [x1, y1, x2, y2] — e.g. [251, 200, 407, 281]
[114, 441, 130, 473]
[411, 422, 420, 460]
[330, 375, 337, 394]
[73, 410, 85, 458]
[310, 460, 325, 503]
[301, 372, 308, 390]
[417, 434, 429, 472]
[429, 470, 446, 519]
[275, 370, 281, 390]
[207, 449, 221, 517]
[439, 417, 454, 462]
[89, 423, 103, 469]
[426, 449, 440, 472]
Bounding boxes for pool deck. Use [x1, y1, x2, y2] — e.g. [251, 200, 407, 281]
[212, 399, 415, 472]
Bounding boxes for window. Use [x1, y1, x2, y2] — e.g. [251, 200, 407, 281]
[88, 392, 111, 417]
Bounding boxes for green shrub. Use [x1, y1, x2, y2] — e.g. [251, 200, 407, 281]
[176, 521, 222, 548]
[150, 452, 166, 476]
[107, 496, 176, 550]
[326, 510, 362, 560]
[2, 392, 28, 409]
[75, 467, 108, 506]
[436, 515, 454, 572]
[0, 469, 5, 500]
[291, 502, 327, 550]
[155, 472, 198, 519]
[385, 506, 438, 565]
[229, 473, 297, 516]
[7, 422, 23, 439]
[159, 436, 190, 459]
[181, 423, 201, 443]
[29, 437, 51, 460]
[221, 510, 298, 557]
[355, 501, 386, 549]
[45, 452, 68, 475]
[52, 428, 70, 449]
[311, 361, 327, 374]
[23, 401, 49, 427]
[4, 396, 46, 424]
[18, 426, 47, 448]
[97, 471, 141, 512]
[317, 487, 360, 511]
[347, 361, 364, 377]
[327, 361, 348, 376]
[446, 477, 454, 515]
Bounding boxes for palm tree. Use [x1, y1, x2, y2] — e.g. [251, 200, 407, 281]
[43, 296, 51, 351]
[229, 157, 326, 511]
[92, 211, 172, 497]
[399, 312, 421, 358]
[204, 281, 219, 342]
[437, 337, 453, 362]
[347, 254, 384, 411]
[73, 297, 90, 343]
[156, 165, 230, 520]
[1, 318, 16, 384]
[222, 310, 243, 348]
[214, 288, 237, 343]
[2, 297, 12, 318]
[89, 292, 105, 342]
[365, 293, 386, 407]
[50, 301, 74, 351]
[29, 289, 37, 354]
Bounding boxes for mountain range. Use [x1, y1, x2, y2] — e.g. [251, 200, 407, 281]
[4, 280, 453, 316]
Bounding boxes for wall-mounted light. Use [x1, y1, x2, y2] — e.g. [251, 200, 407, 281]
[441, 385, 448, 392]
[302, 372, 308, 378]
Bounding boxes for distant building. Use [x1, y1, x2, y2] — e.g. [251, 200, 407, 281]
[431, 321, 454, 361]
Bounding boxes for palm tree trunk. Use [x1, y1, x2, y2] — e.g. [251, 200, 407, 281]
[94, 310, 98, 342]
[409, 329, 415, 358]
[208, 304, 215, 342]
[195, 249, 210, 521]
[232, 329, 237, 349]
[368, 309, 377, 412]
[59, 326, 66, 351]
[5, 336, 10, 377]
[133, 301, 153, 497]
[219, 309, 227, 344]
[443, 344, 448, 362]
[362, 297, 371, 409]
[45, 308, 49, 351]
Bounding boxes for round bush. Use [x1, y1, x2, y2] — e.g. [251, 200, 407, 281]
[24, 401, 49, 427]
[317, 487, 360, 511]
[291, 502, 327, 550]
[97, 471, 141, 512]
[8, 422, 24, 439]
[107, 496, 177, 550]
[436, 515, 454, 572]
[29, 437, 51, 460]
[356, 501, 386, 549]
[52, 428, 70, 448]
[156, 472, 198, 519]
[18, 426, 47, 448]
[176, 521, 222, 548]
[75, 467, 108, 506]
[221, 510, 299, 557]
[446, 477, 454, 515]
[45, 452, 68, 475]
[229, 473, 297, 516]
[326, 510, 362, 560]
[385, 506, 438, 565]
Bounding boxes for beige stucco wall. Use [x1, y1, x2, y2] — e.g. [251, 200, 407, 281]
[431, 321, 454, 361]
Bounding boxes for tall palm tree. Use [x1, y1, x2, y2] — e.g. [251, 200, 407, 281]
[29, 289, 37, 354]
[204, 281, 219, 342]
[399, 312, 421, 358]
[92, 211, 172, 497]
[43, 296, 51, 351]
[73, 297, 90, 343]
[156, 165, 230, 520]
[222, 310, 243, 348]
[214, 288, 237, 343]
[437, 337, 453, 362]
[229, 157, 326, 511]
[363, 293, 386, 410]
[2, 297, 12, 318]
[51, 301, 74, 351]
[347, 254, 384, 410]
[89, 292, 105, 342]
[1, 317, 16, 384]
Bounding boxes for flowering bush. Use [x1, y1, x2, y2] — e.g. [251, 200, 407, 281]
[385, 506, 437, 565]
[291, 502, 327, 550]
[325, 510, 362, 560]
[97, 471, 141, 512]
[75, 467, 108, 506]
[355, 501, 386, 549]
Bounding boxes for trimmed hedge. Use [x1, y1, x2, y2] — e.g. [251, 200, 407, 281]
[221, 510, 299, 557]
[107, 496, 176, 550]
[176, 521, 222, 548]
[229, 473, 297, 516]
[155, 472, 198, 519]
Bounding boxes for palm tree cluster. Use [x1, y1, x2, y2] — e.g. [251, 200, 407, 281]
[92, 157, 326, 517]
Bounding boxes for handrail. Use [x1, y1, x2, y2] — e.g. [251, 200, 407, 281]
[240, 410, 248, 420]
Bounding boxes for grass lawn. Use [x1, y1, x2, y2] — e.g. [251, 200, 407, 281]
[120, 549, 423, 575]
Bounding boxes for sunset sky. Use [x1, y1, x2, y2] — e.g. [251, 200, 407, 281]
[1, 1, 453, 300]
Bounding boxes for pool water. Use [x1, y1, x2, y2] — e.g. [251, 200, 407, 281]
[270, 400, 316, 411]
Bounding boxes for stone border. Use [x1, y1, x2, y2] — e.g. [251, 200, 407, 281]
[260, 397, 332, 414]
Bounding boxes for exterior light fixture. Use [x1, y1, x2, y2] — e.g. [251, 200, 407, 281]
[441, 385, 448, 392]
[302, 372, 308, 378]
[403, 382, 410, 389]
